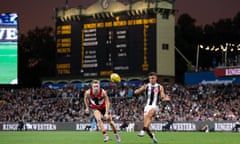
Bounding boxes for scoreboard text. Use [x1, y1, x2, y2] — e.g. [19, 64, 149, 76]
[56, 14, 156, 77]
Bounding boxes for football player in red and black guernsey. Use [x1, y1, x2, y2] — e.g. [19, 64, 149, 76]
[84, 79, 121, 143]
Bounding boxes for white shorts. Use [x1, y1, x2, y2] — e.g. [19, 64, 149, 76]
[144, 105, 159, 116]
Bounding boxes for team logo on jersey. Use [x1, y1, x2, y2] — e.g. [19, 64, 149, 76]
[153, 88, 159, 93]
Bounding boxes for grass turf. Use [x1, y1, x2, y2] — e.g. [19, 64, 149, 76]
[0, 131, 239, 144]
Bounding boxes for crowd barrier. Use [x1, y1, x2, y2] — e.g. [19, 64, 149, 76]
[0, 121, 239, 132]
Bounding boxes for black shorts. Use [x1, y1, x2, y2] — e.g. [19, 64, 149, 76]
[93, 108, 106, 115]
[99, 109, 106, 115]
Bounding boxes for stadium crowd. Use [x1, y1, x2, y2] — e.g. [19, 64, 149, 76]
[0, 83, 239, 123]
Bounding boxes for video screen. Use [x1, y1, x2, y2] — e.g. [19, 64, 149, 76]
[0, 13, 18, 85]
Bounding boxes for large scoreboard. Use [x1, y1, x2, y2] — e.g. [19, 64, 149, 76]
[0, 13, 18, 84]
[56, 13, 157, 77]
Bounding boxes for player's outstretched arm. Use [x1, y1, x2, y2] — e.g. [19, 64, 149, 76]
[134, 84, 146, 95]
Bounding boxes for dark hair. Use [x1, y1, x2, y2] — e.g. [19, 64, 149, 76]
[148, 72, 158, 76]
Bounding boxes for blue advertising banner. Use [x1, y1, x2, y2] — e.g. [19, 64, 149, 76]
[185, 71, 240, 85]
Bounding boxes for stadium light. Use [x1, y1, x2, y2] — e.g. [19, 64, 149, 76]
[195, 44, 203, 72]
[196, 42, 240, 69]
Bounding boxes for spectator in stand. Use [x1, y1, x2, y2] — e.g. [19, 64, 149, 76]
[127, 86, 134, 99]
[0, 82, 239, 125]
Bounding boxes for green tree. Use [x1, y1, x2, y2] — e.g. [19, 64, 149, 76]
[233, 11, 240, 38]
[18, 26, 55, 87]
[175, 13, 204, 82]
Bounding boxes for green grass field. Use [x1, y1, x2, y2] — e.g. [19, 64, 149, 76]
[0, 131, 239, 144]
[0, 43, 17, 84]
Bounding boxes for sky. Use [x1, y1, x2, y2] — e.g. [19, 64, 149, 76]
[0, 0, 240, 34]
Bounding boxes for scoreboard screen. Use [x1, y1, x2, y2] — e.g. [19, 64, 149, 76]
[0, 13, 18, 84]
[56, 13, 156, 77]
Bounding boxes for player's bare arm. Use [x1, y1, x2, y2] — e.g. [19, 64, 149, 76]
[161, 86, 170, 101]
[103, 90, 110, 120]
[103, 90, 110, 113]
[134, 84, 147, 95]
[84, 90, 90, 113]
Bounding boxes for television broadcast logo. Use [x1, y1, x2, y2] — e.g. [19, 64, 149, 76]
[0, 13, 18, 43]
[0, 13, 18, 25]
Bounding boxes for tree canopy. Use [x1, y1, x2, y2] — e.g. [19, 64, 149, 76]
[18, 26, 55, 87]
